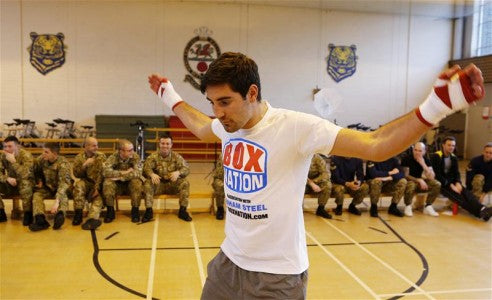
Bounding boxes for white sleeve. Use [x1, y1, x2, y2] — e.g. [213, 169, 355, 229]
[294, 112, 342, 156]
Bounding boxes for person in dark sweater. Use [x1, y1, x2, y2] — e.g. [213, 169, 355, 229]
[366, 156, 407, 217]
[330, 156, 369, 216]
[430, 136, 492, 221]
[466, 142, 492, 202]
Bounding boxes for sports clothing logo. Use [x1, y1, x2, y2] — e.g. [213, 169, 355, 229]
[223, 139, 267, 193]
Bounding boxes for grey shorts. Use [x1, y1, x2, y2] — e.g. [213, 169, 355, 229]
[201, 250, 308, 300]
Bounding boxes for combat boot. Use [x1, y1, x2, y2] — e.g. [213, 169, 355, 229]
[370, 205, 379, 218]
[178, 206, 192, 222]
[316, 205, 332, 219]
[82, 218, 102, 230]
[104, 206, 115, 223]
[72, 209, 83, 225]
[29, 214, 50, 232]
[0, 208, 7, 222]
[334, 204, 343, 216]
[141, 208, 153, 223]
[215, 206, 224, 220]
[131, 207, 140, 223]
[53, 211, 65, 229]
[23, 211, 33, 226]
[348, 203, 361, 216]
[388, 203, 404, 217]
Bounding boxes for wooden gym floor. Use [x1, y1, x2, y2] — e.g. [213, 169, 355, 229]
[1, 162, 491, 300]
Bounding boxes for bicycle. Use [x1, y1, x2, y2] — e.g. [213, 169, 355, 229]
[130, 120, 149, 161]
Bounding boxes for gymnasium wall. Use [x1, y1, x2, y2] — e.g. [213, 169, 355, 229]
[1, 0, 452, 132]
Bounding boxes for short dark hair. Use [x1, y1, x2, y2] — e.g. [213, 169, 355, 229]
[3, 136, 19, 144]
[485, 142, 492, 149]
[159, 134, 173, 141]
[43, 142, 60, 154]
[200, 52, 262, 101]
[442, 136, 456, 145]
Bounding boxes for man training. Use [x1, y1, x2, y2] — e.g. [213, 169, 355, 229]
[148, 52, 485, 299]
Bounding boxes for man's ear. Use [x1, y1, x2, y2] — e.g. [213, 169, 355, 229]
[247, 84, 259, 103]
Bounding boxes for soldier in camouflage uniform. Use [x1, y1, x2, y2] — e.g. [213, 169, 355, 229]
[212, 154, 225, 220]
[306, 154, 332, 219]
[0, 136, 35, 225]
[366, 156, 407, 218]
[103, 139, 143, 223]
[72, 137, 106, 230]
[143, 136, 192, 222]
[466, 143, 492, 202]
[29, 142, 72, 231]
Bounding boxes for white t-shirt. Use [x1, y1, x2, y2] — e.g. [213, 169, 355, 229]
[211, 102, 342, 274]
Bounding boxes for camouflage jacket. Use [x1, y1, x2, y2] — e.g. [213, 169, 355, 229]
[0, 148, 35, 182]
[103, 152, 142, 181]
[308, 154, 329, 184]
[72, 151, 106, 189]
[212, 156, 224, 180]
[34, 155, 72, 199]
[143, 150, 189, 181]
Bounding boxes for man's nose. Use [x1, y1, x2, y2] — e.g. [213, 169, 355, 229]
[213, 105, 225, 118]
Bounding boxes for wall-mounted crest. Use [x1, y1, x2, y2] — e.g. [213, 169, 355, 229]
[28, 32, 66, 75]
[183, 27, 221, 90]
[327, 44, 357, 83]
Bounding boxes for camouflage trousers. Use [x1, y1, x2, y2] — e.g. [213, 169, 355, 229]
[471, 174, 485, 199]
[331, 183, 369, 205]
[404, 179, 441, 206]
[144, 178, 190, 207]
[212, 178, 225, 207]
[73, 179, 103, 219]
[369, 178, 407, 205]
[305, 181, 332, 206]
[0, 180, 33, 211]
[33, 187, 69, 216]
[103, 178, 143, 207]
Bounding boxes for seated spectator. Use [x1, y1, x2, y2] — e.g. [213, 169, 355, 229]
[212, 154, 225, 220]
[103, 139, 143, 223]
[401, 142, 440, 217]
[29, 142, 72, 231]
[306, 154, 332, 219]
[0, 136, 35, 225]
[330, 156, 369, 216]
[466, 142, 492, 203]
[143, 136, 192, 222]
[72, 137, 106, 230]
[366, 157, 407, 217]
[430, 136, 492, 221]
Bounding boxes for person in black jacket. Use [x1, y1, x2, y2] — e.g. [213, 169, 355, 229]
[466, 142, 492, 202]
[430, 136, 492, 221]
[330, 156, 369, 216]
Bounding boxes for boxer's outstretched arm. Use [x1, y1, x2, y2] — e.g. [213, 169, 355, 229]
[148, 74, 219, 142]
[331, 64, 485, 162]
[173, 102, 219, 142]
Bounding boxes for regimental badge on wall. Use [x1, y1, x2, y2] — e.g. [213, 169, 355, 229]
[183, 27, 221, 90]
[326, 44, 357, 83]
[28, 32, 66, 75]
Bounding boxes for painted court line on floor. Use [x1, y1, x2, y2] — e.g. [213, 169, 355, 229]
[378, 287, 492, 297]
[322, 218, 436, 300]
[146, 199, 161, 300]
[306, 231, 381, 299]
[189, 206, 206, 286]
